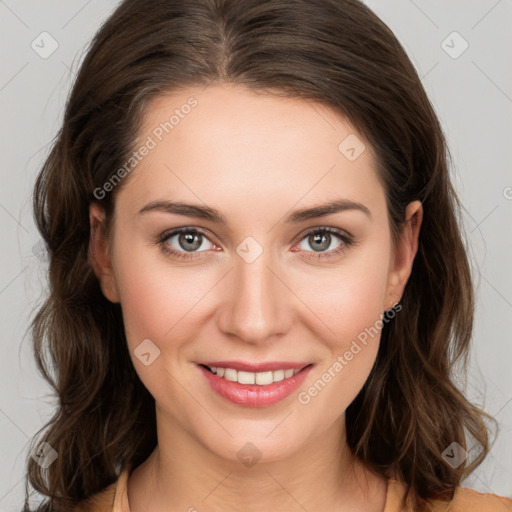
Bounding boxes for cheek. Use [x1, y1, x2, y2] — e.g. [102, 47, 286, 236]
[112, 247, 217, 407]
[289, 245, 390, 412]
[114, 225, 391, 348]
[290, 246, 391, 348]
[293, 284, 388, 424]
[114, 255, 210, 347]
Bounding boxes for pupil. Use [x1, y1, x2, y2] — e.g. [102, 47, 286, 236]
[311, 233, 329, 252]
[180, 232, 201, 251]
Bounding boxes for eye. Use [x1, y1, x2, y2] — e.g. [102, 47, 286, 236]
[157, 226, 354, 262]
[294, 227, 354, 260]
[158, 227, 217, 261]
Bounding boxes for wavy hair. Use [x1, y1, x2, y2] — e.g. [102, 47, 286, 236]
[24, 0, 492, 510]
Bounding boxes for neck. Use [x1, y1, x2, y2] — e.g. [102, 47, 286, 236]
[127, 409, 387, 512]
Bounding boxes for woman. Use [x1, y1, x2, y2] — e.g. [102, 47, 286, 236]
[23, 0, 512, 511]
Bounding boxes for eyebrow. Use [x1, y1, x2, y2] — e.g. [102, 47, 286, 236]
[137, 198, 372, 223]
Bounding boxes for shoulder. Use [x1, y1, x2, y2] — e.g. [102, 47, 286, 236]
[72, 467, 130, 512]
[386, 478, 512, 512]
[446, 486, 512, 512]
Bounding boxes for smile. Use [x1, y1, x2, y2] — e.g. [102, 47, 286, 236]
[203, 365, 302, 385]
[198, 362, 313, 407]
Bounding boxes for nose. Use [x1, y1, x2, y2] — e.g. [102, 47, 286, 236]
[216, 246, 293, 345]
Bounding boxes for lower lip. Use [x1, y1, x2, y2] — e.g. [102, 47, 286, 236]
[198, 364, 313, 407]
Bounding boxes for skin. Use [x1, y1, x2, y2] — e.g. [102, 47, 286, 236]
[89, 83, 422, 512]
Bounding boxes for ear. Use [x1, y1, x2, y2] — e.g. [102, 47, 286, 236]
[88, 202, 120, 303]
[384, 200, 423, 310]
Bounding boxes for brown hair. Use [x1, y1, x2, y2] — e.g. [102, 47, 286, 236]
[24, 0, 492, 510]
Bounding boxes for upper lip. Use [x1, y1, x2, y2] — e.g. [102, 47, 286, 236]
[200, 361, 312, 372]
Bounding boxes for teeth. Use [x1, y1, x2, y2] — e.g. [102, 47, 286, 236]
[223, 368, 237, 382]
[256, 371, 275, 385]
[208, 366, 301, 385]
[273, 369, 285, 382]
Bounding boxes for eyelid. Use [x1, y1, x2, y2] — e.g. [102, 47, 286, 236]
[157, 225, 354, 260]
[292, 225, 353, 245]
[158, 226, 217, 250]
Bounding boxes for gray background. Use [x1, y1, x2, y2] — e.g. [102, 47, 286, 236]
[1, 0, 511, 509]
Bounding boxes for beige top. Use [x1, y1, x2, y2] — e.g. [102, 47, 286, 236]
[74, 466, 512, 512]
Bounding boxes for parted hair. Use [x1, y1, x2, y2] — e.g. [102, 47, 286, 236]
[24, 0, 491, 510]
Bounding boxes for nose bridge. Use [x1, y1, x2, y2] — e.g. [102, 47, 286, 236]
[218, 244, 290, 343]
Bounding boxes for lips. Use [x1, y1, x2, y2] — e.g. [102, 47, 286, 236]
[197, 362, 314, 407]
[200, 360, 310, 372]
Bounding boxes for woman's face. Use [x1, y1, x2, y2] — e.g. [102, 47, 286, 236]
[90, 83, 420, 463]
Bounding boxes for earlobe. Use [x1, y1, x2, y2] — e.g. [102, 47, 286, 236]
[385, 200, 423, 309]
[88, 203, 120, 303]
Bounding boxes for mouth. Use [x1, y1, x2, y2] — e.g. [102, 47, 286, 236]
[197, 361, 314, 407]
[199, 362, 311, 385]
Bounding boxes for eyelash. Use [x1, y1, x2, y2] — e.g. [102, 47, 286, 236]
[156, 226, 354, 262]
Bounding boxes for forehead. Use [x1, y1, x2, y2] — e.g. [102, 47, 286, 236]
[117, 84, 385, 220]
